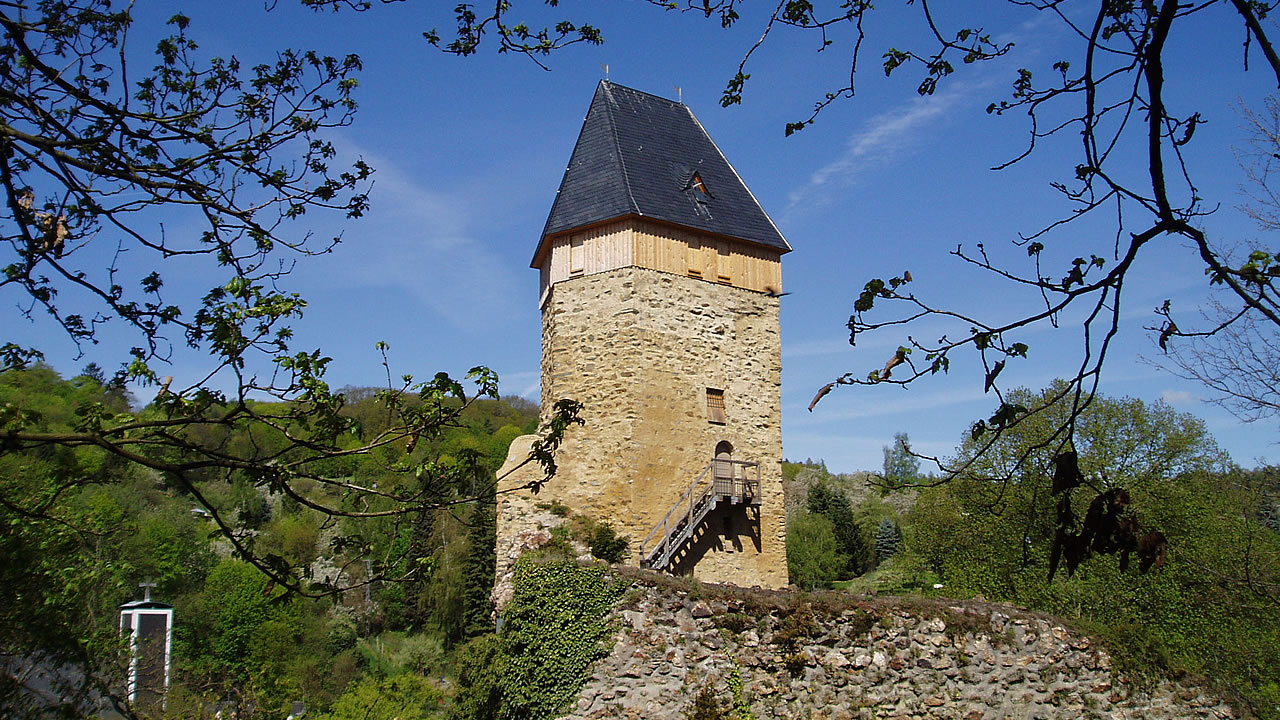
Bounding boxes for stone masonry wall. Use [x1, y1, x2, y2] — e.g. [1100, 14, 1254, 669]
[499, 266, 787, 592]
[567, 578, 1235, 720]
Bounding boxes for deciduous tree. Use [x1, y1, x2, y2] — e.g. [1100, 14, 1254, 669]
[0, 0, 580, 600]
[630, 1, 1280, 486]
[1158, 98, 1280, 422]
[0, 3, 581, 713]
[910, 380, 1230, 581]
[905, 384, 1278, 712]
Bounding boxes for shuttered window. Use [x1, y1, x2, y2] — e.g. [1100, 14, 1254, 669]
[570, 236, 584, 274]
[706, 388, 726, 424]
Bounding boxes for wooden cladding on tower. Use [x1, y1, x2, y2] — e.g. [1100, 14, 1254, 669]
[537, 218, 781, 294]
[717, 244, 731, 284]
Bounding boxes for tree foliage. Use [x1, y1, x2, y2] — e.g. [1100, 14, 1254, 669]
[462, 500, 498, 640]
[786, 509, 848, 590]
[904, 385, 1280, 714]
[1, 366, 550, 717]
[874, 517, 902, 566]
[914, 380, 1229, 572]
[0, 0, 582, 609]
[650, 0, 1280, 483]
[806, 481, 868, 576]
[0, 367, 142, 717]
[910, 465, 1280, 715]
[315, 673, 446, 720]
[881, 432, 919, 489]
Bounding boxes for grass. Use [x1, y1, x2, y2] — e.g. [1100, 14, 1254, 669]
[830, 560, 943, 597]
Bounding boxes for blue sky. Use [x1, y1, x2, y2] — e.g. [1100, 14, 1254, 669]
[10, 1, 1280, 472]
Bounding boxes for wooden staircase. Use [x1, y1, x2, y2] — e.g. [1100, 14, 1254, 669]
[640, 458, 761, 572]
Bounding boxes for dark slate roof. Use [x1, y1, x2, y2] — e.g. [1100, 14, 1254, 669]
[534, 81, 790, 266]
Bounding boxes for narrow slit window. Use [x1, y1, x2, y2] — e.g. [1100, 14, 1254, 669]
[706, 388, 726, 424]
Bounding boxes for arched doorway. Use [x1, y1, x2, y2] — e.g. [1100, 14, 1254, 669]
[714, 441, 733, 495]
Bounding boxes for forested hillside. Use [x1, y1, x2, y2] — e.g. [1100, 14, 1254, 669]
[5, 367, 1280, 718]
[1, 364, 538, 718]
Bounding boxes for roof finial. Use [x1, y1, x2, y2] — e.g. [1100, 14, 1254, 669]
[674, 85, 683, 104]
[139, 577, 157, 602]
[601, 63, 609, 80]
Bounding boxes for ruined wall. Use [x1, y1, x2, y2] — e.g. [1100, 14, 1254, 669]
[499, 265, 786, 591]
[567, 580, 1236, 720]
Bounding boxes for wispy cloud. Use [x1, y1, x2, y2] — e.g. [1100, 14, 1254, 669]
[789, 384, 989, 425]
[782, 10, 1060, 219]
[784, 79, 987, 216]
[300, 136, 530, 334]
[499, 369, 542, 401]
[1160, 389, 1195, 405]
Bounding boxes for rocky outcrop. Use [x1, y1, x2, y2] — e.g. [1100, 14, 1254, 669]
[564, 576, 1233, 720]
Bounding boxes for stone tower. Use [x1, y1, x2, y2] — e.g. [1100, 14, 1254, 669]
[497, 81, 789, 590]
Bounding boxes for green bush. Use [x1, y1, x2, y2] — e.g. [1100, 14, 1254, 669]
[325, 611, 358, 655]
[448, 634, 504, 720]
[397, 633, 447, 676]
[315, 673, 446, 720]
[786, 510, 848, 590]
[588, 522, 630, 564]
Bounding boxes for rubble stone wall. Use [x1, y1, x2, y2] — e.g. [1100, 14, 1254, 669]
[567, 581, 1234, 720]
[498, 266, 787, 595]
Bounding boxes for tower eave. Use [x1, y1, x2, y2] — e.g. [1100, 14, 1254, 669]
[531, 214, 792, 270]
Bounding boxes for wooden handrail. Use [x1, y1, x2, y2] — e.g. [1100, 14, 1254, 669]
[640, 458, 761, 571]
[640, 462, 713, 558]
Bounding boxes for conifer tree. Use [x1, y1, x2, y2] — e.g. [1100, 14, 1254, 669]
[1264, 495, 1280, 534]
[882, 433, 919, 490]
[462, 499, 497, 639]
[875, 517, 902, 567]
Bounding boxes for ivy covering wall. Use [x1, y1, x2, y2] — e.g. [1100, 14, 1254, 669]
[450, 557, 624, 720]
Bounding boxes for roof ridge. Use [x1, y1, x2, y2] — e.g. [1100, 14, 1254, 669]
[601, 81, 642, 217]
[686, 107, 792, 252]
[601, 79, 683, 107]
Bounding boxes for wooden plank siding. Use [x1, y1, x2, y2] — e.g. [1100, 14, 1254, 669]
[539, 219, 635, 304]
[539, 217, 782, 299]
